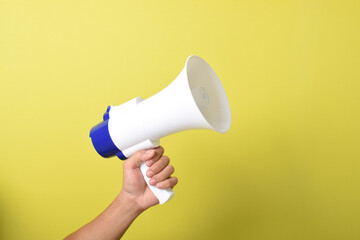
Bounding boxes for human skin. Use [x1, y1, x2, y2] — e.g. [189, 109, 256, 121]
[65, 146, 177, 240]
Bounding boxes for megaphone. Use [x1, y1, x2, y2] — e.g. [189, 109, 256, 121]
[90, 55, 231, 204]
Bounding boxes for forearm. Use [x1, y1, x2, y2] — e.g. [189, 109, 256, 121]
[65, 147, 177, 239]
[65, 192, 144, 240]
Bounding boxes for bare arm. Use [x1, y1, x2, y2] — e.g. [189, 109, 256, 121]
[65, 147, 177, 240]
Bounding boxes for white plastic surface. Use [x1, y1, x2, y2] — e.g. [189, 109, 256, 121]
[140, 162, 175, 205]
[123, 139, 175, 205]
[122, 139, 160, 158]
[107, 55, 231, 152]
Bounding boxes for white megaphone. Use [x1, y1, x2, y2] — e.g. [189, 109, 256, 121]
[90, 55, 231, 204]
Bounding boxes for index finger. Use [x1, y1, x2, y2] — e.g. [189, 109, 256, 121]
[145, 146, 164, 167]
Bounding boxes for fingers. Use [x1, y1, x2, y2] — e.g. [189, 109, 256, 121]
[124, 146, 178, 189]
[145, 146, 164, 167]
[124, 146, 164, 169]
[124, 149, 154, 169]
[146, 155, 177, 189]
[146, 155, 170, 177]
[156, 177, 178, 189]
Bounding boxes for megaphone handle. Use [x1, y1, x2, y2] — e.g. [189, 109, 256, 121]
[122, 139, 175, 205]
[140, 162, 175, 204]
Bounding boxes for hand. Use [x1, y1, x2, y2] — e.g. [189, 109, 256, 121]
[120, 146, 178, 211]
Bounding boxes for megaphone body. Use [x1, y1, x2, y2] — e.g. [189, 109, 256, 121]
[90, 55, 231, 204]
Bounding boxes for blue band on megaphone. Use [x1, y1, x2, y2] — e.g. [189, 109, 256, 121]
[116, 151, 127, 160]
[90, 120, 119, 158]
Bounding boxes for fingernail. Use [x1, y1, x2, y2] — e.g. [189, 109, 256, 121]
[147, 170, 154, 178]
[146, 160, 153, 166]
[149, 179, 155, 185]
[146, 149, 154, 155]
[156, 182, 163, 188]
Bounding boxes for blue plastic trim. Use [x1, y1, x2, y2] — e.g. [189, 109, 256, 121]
[116, 151, 127, 160]
[89, 120, 119, 158]
[103, 106, 111, 121]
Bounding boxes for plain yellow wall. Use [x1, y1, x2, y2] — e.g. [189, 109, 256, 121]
[1, 0, 359, 239]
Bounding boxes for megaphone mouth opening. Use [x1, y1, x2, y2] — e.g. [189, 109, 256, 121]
[185, 56, 231, 133]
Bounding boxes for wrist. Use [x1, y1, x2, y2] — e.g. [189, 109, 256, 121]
[117, 191, 146, 214]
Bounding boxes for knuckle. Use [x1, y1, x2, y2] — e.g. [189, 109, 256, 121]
[163, 180, 171, 188]
[133, 150, 143, 159]
[152, 174, 160, 183]
[123, 161, 130, 168]
[149, 166, 157, 174]
[162, 155, 170, 164]
[168, 165, 174, 174]
[152, 176, 158, 183]
[157, 146, 164, 154]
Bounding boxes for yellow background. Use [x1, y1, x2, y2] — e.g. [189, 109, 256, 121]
[1, 0, 359, 239]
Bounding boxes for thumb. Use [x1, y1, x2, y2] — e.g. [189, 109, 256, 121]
[123, 149, 155, 169]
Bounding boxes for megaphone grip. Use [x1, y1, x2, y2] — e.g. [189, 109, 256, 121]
[140, 162, 175, 205]
[121, 139, 175, 205]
